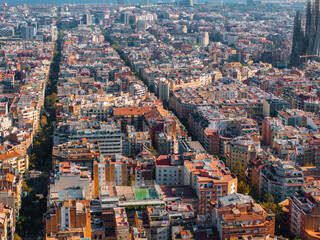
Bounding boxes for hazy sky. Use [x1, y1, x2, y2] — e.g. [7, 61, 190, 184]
[1, 0, 243, 5]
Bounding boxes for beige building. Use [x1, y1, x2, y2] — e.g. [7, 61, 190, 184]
[114, 207, 129, 240]
[227, 136, 257, 169]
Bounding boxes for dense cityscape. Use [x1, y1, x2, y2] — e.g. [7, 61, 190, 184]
[0, 0, 319, 239]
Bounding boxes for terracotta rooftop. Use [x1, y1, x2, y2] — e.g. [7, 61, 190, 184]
[113, 106, 151, 116]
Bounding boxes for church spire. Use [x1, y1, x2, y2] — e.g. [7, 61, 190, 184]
[306, 0, 313, 51]
[312, 14, 320, 55]
[315, 0, 320, 25]
[291, 11, 305, 66]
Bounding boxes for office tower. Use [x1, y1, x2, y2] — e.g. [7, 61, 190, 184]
[120, 12, 130, 24]
[137, 20, 147, 32]
[82, 13, 92, 25]
[198, 32, 209, 46]
[124, 12, 130, 25]
[21, 26, 36, 41]
[291, 11, 305, 66]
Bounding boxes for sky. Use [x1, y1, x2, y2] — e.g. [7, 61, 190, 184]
[1, 0, 244, 5]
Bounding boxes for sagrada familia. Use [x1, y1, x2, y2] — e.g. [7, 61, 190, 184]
[291, 0, 320, 66]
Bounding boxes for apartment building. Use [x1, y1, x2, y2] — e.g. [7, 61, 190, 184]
[0, 167, 23, 217]
[184, 155, 237, 215]
[45, 200, 91, 239]
[124, 125, 151, 155]
[259, 160, 304, 202]
[147, 206, 170, 240]
[154, 131, 175, 155]
[160, 185, 198, 211]
[135, 163, 155, 186]
[235, 118, 259, 136]
[172, 225, 200, 240]
[156, 155, 183, 186]
[54, 121, 123, 156]
[227, 136, 257, 170]
[263, 97, 290, 118]
[114, 207, 129, 240]
[169, 87, 205, 119]
[289, 190, 320, 240]
[0, 203, 14, 240]
[215, 200, 275, 240]
[52, 138, 100, 171]
[113, 106, 151, 132]
[49, 162, 92, 204]
[262, 117, 283, 146]
[166, 202, 195, 225]
[93, 155, 127, 198]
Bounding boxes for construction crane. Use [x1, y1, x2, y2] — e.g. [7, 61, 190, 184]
[300, 54, 317, 64]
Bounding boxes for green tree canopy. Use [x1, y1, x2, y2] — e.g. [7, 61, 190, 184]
[232, 160, 246, 182]
[238, 181, 251, 195]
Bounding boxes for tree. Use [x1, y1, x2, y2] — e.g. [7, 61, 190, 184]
[150, 146, 157, 156]
[40, 115, 48, 128]
[45, 93, 57, 110]
[22, 179, 32, 193]
[14, 233, 22, 240]
[262, 193, 275, 211]
[232, 160, 246, 182]
[262, 193, 282, 215]
[305, 162, 314, 167]
[238, 181, 251, 195]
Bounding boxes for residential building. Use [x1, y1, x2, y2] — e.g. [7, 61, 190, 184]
[184, 155, 237, 215]
[114, 207, 129, 240]
[259, 159, 304, 202]
[289, 189, 320, 240]
[147, 206, 170, 240]
[226, 136, 257, 170]
[45, 200, 91, 239]
[214, 194, 275, 240]
[54, 121, 123, 156]
[263, 97, 290, 118]
[52, 138, 100, 171]
[0, 203, 14, 240]
[156, 155, 183, 186]
[93, 155, 128, 198]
